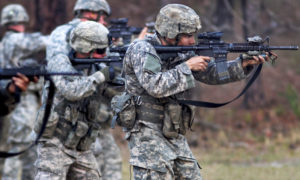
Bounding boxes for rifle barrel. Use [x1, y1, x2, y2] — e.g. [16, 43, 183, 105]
[0, 67, 81, 79]
[71, 57, 122, 65]
[268, 46, 299, 50]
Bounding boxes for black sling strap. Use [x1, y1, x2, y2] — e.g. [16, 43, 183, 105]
[0, 78, 55, 158]
[178, 64, 263, 108]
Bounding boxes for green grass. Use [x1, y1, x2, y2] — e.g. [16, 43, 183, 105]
[201, 164, 300, 180]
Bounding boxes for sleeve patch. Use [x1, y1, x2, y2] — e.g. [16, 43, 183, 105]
[143, 53, 161, 73]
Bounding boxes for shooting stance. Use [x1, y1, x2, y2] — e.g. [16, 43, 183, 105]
[112, 4, 269, 179]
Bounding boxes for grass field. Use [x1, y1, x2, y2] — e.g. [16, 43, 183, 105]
[120, 129, 300, 180]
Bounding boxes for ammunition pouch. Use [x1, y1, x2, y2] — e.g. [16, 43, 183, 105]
[162, 103, 195, 139]
[77, 124, 99, 151]
[54, 118, 99, 151]
[111, 92, 195, 138]
[111, 92, 136, 129]
[162, 103, 182, 138]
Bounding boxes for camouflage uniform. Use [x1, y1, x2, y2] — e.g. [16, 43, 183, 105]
[45, 1, 122, 179]
[92, 87, 122, 180]
[0, 4, 48, 180]
[122, 4, 254, 180]
[35, 21, 111, 180]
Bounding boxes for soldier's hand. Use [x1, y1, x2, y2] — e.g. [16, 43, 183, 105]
[241, 52, 276, 68]
[186, 56, 211, 71]
[8, 73, 30, 93]
[137, 27, 148, 40]
[100, 66, 115, 82]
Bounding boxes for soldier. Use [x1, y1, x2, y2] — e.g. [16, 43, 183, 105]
[46, 0, 122, 179]
[46, 0, 111, 61]
[117, 4, 269, 179]
[35, 21, 115, 180]
[0, 4, 48, 180]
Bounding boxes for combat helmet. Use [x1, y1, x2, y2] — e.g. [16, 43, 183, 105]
[70, 21, 109, 53]
[155, 4, 201, 39]
[73, 0, 111, 16]
[1, 4, 29, 26]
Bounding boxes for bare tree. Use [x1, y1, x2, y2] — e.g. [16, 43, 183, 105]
[212, 0, 234, 33]
[34, 0, 68, 34]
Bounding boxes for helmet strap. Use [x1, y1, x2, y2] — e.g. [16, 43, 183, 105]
[157, 31, 178, 46]
[174, 35, 180, 46]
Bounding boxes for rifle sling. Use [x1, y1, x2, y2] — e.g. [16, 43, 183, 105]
[0, 78, 55, 158]
[178, 64, 262, 108]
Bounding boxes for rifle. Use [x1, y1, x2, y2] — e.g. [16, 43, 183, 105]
[0, 66, 81, 80]
[0, 66, 81, 158]
[110, 32, 298, 80]
[70, 55, 124, 86]
[70, 56, 123, 70]
[109, 18, 142, 45]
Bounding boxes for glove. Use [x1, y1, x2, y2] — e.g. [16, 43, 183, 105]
[100, 66, 115, 82]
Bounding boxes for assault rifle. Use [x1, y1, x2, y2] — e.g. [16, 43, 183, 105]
[109, 18, 142, 45]
[110, 32, 298, 80]
[0, 66, 81, 158]
[70, 56, 124, 86]
[0, 66, 81, 80]
[70, 56, 123, 70]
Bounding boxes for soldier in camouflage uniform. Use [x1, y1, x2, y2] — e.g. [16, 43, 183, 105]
[46, 0, 111, 60]
[35, 21, 116, 180]
[45, 1, 122, 179]
[119, 4, 269, 179]
[0, 4, 48, 180]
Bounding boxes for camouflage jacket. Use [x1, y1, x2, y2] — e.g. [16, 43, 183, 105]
[1, 31, 48, 68]
[124, 34, 252, 131]
[45, 18, 117, 129]
[36, 18, 107, 140]
[36, 51, 107, 140]
[46, 18, 80, 61]
[1, 31, 48, 144]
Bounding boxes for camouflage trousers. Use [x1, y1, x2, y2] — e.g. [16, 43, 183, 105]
[128, 124, 202, 180]
[92, 128, 122, 180]
[2, 144, 37, 180]
[34, 137, 101, 180]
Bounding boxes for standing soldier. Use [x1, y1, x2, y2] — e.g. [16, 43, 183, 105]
[45, 0, 122, 179]
[0, 4, 48, 180]
[117, 4, 269, 179]
[35, 21, 114, 180]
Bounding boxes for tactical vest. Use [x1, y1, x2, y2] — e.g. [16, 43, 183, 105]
[122, 37, 195, 138]
[36, 77, 107, 151]
[53, 94, 101, 151]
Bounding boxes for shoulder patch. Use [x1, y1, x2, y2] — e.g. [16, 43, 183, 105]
[143, 53, 161, 73]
